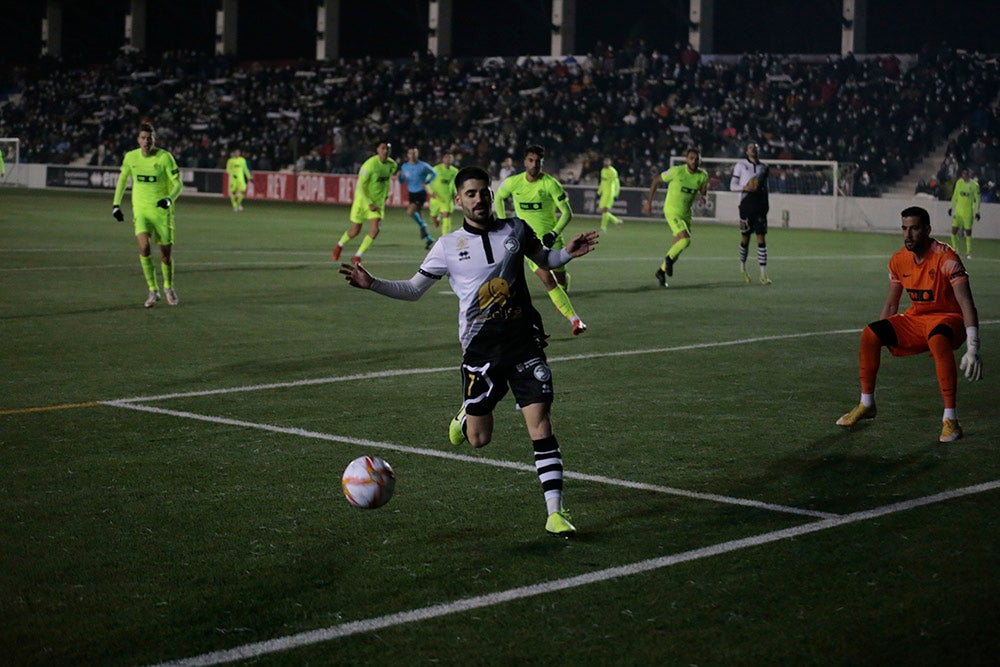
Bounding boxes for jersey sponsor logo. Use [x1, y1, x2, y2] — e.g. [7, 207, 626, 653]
[906, 288, 934, 302]
[504, 236, 520, 254]
[680, 185, 700, 194]
[136, 174, 158, 183]
[518, 202, 543, 211]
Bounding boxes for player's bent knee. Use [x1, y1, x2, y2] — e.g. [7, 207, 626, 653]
[866, 319, 898, 347]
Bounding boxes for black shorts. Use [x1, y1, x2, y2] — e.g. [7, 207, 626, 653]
[739, 212, 768, 235]
[408, 190, 428, 208]
[459, 355, 553, 416]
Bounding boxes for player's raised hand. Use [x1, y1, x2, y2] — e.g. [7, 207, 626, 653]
[112, 205, 124, 222]
[565, 230, 599, 257]
[340, 262, 374, 289]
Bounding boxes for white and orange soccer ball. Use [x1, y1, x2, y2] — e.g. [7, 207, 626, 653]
[341, 455, 396, 509]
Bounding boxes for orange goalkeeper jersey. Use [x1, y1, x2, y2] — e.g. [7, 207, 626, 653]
[888, 238, 968, 316]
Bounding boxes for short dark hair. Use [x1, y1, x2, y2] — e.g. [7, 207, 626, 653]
[454, 166, 491, 190]
[900, 206, 930, 227]
[524, 144, 545, 159]
[139, 121, 155, 134]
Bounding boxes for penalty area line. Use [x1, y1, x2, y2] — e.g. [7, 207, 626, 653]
[102, 401, 835, 520]
[148, 479, 1000, 667]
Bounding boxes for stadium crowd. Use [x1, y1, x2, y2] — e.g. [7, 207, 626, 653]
[1, 40, 998, 200]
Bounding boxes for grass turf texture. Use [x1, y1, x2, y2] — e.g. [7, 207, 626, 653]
[2, 188, 998, 665]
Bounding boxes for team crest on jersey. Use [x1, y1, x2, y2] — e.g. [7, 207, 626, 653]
[504, 236, 520, 254]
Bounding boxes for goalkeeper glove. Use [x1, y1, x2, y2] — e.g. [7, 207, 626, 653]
[112, 205, 124, 221]
[959, 326, 983, 381]
[542, 231, 558, 248]
[975, 213, 981, 221]
[156, 198, 172, 209]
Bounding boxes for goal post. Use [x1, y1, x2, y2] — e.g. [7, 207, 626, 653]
[0, 137, 20, 185]
[668, 156, 867, 230]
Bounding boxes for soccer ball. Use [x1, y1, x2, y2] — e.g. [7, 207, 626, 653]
[342, 455, 396, 509]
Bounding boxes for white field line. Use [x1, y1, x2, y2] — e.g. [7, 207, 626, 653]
[148, 479, 1000, 667]
[101, 400, 836, 521]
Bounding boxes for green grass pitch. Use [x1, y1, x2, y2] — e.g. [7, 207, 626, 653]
[2, 188, 998, 665]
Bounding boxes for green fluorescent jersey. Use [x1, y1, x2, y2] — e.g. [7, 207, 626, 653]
[494, 172, 572, 235]
[599, 165, 620, 198]
[355, 154, 398, 205]
[660, 164, 708, 220]
[951, 178, 981, 215]
[114, 148, 182, 209]
[226, 156, 251, 182]
[431, 163, 459, 199]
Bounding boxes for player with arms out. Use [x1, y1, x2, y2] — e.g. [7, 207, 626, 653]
[226, 147, 251, 212]
[729, 142, 772, 284]
[837, 206, 983, 442]
[398, 147, 437, 249]
[597, 156, 622, 231]
[340, 166, 599, 536]
[429, 152, 459, 234]
[332, 141, 399, 264]
[643, 148, 708, 287]
[949, 167, 981, 259]
[112, 121, 183, 308]
[494, 145, 586, 335]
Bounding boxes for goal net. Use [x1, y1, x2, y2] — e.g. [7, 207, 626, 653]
[0, 137, 19, 185]
[669, 156, 867, 230]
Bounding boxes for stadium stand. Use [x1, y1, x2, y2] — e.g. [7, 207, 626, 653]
[1, 42, 998, 200]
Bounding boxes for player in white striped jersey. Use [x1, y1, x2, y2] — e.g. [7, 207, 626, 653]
[730, 142, 772, 285]
[339, 166, 599, 536]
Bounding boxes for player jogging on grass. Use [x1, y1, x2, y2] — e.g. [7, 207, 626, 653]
[495, 144, 587, 335]
[429, 152, 459, 234]
[949, 167, 981, 259]
[836, 206, 983, 442]
[340, 166, 599, 536]
[112, 121, 183, 308]
[597, 156, 622, 231]
[226, 148, 251, 212]
[730, 142, 772, 285]
[643, 148, 708, 287]
[332, 141, 399, 265]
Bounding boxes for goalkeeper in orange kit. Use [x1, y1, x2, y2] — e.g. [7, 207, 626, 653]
[836, 206, 983, 442]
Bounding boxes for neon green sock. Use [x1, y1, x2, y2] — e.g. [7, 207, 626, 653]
[357, 234, 375, 256]
[667, 237, 691, 261]
[966, 235, 972, 255]
[547, 284, 577, 321]
[230, 195, 238, 209]
[161, 260, 174, 289]
[338, 231, 352, 247]
[441, 216, 452, 235]
[950, 233, 958, 249]
[600, 212, 610, 231]
[139, 255, 158, 291]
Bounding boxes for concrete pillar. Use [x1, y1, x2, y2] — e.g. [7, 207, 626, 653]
[316, 0, 340, 61]
[42, 0, 63, 58]
[687, 0, 714, 54]
[841, 0, 868, 55]
[550, 0, 576, 56]
[125, 0, 147, 53]
[215, 0, 238, 56]
[427, 0, 453, 57]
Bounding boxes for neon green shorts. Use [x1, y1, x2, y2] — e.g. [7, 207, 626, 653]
[350, 198, 386, 224]
[229, 178, 247, 194]
[663, 210, 692, 236]
[429, 196, 453, 218]
[134, 207, 175, 245]
[951, 212, 974, 231]
[599, 194, 616, 209]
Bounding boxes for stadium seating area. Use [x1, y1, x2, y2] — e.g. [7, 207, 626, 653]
[1, 42, 998, 199]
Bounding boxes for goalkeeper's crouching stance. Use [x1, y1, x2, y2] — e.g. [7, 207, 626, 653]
[836, 206, 983, 442]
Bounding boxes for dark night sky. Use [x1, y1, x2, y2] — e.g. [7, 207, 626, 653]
[2, 0, 998, 66]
